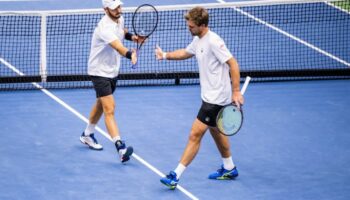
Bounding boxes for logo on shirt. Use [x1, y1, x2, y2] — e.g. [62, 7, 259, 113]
[200, 48, 204, 53]
[220, 43, 225, 49]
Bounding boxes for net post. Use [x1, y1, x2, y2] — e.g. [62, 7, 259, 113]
[40, 12, 48, 82]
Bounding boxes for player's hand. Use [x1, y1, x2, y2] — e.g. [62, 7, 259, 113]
[155, 45, 164, 60]
[131, 49, 137, 65]
[132, 35, 146, 44]
[232, 91, 244, 109]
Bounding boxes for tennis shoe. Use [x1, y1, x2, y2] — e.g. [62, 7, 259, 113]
[80, 132, 103, 150]
[208, 165, 238, 180]
[160, 171, 179, 190]
[115, 140, 133, 163]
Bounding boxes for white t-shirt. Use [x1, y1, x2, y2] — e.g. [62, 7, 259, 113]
[186, 30, 233, 106]
[88, 15, 125, 78]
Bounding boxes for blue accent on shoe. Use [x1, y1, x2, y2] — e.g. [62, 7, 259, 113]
[115, 140, 125, 151]
[208, 165, 239, 180]
[160, 171, 179, 190]
[89, 134, 98, 144]
[80, 132, 103, 151]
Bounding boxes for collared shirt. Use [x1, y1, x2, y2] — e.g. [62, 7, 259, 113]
[88, 15, 125, 78]
[186, 30, 233, 106]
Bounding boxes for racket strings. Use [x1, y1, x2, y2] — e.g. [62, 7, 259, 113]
[133, 9, 157, 36]
[217, 106, 243, 135]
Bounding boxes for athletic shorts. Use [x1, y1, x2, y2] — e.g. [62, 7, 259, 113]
[197, 101, 224, 127]
[90, 76, 117, 98]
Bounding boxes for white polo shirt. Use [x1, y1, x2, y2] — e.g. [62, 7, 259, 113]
[186, 30, 233, 106]
[88, 15, 125, 78]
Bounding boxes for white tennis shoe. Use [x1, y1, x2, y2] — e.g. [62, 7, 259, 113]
[80, 133, 103, 150]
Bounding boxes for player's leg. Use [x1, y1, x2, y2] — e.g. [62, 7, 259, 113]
[80, 77, 107, 150]
[180, 119, 208, 166]
[99, 81, 133, 163]
[89, 99, 103, 124]
[99, 94, 120, 139]
[209, 127, 231, 158]
[80, 76, 132, 162]
[80, 99, 104, 150]
[207, 127, 238, 180]
[160, 118, 208, 189]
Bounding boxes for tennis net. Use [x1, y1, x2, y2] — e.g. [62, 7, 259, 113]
[0, 0, 349, 90]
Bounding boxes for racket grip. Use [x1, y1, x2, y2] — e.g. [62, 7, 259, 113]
[241, 76, 251, 95]
[131, 50, 139, 69]
[131, 63, 137, 69]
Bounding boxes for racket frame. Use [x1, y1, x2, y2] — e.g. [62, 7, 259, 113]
[216, 103, 244, 136]
[131, 4, 158, 68]
[216, 76, 251, 136]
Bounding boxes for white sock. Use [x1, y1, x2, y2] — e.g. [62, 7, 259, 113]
[84, 123, 96, 136]
[222, 156, 235, 170]
[174, 163, 186, 179]
[112, 136, 121, 144]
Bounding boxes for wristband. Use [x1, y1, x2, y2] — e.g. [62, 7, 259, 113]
[163, 52, 167, 60]
[125, 32, 133, 41]
[125, 50, 132, 59]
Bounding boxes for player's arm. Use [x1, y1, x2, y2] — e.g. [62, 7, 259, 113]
[109, 39, 137, 65]
[155, 46, 193, 60]
[227, 57, 244, 106]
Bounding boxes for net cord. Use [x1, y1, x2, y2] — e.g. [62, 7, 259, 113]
[0, 0, 345, 15]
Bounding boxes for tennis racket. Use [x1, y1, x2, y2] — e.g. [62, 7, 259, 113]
[131, 4, 158, 69]
[216, 76, 251, 136]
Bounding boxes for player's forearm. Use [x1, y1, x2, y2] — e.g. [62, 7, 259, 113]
[110, 40, 130, 57]
[228, 57, 241, 92]
[118, 46, 131, 57]
[164, 49, 192, 60]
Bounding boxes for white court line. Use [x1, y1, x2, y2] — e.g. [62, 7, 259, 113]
[217, 0, 350, 67]
[0, 57, 199, 200]
[325, 1, 350, 15]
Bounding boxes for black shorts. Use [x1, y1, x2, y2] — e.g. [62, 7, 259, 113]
[197, 101, 224, 127]
[90, 76, 117, 98]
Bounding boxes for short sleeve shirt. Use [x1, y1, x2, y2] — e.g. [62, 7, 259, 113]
[88, 15, 125, 78]
[186, 30, 233, 105]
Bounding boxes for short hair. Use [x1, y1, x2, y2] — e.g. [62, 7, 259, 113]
[184, 6, 209, 26]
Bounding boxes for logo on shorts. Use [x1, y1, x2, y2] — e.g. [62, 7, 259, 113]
[205, 117, 210, 122]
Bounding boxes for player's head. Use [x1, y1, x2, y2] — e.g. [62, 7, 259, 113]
[102, 0, 123, 20]
[184, 7, 209, 36]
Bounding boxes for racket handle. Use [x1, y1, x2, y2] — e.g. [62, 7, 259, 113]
[240, 76, 251, 95]
[131, 50, 139, 69]
[131, 63, 138, 69]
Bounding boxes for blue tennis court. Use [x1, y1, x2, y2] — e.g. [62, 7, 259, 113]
[1, 0, 350, 200]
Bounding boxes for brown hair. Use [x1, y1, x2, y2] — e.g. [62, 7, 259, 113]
[184, 6, 209, 26]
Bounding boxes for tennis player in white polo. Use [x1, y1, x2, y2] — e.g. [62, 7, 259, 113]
[155, 6, 244, 189]
[80, 0, 143, 163]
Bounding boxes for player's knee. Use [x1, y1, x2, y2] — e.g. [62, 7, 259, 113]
[103, 106, 115, 116]
[188, 131, 202, 143]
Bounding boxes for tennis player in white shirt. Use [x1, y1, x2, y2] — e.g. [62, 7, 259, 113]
[155, 6, 244, 189]
[80, 0, 144, 163]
